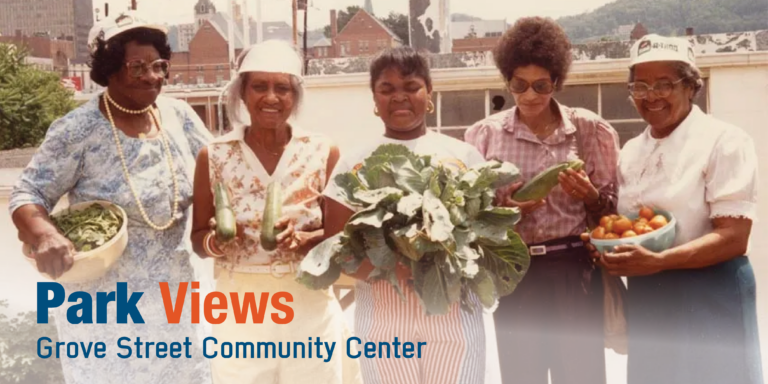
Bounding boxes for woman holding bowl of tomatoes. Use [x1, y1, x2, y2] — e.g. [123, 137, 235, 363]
[586, 34, 761, 384]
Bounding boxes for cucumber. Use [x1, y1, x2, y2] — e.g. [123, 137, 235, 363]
[513, 162, 570, 201]
[214, 182, 237, 241]
[260, 182, 282, 251]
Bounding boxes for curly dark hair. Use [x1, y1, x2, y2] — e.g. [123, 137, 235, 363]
[89, 28, 171, 87]
[369, 46, 432, 91]
[493, 17, 572, 91]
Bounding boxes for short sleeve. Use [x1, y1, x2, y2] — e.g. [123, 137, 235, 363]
[179, 101, 213, 157]
[464, 121, 490, 158]
[8, 113, 88, 215]
[705, 131, 758, 220]
[321, 151, 358, 211]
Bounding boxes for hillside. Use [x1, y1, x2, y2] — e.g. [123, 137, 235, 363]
[557, 0, 768, 42]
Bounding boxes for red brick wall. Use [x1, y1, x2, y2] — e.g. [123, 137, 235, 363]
[452, 37, 499, 53]
[336, 11, 396, 57]
[169, 20, 241, 86]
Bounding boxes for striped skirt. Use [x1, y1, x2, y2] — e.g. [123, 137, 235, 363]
[354, 279, 487, 384]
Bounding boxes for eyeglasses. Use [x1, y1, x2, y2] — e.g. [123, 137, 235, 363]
[125, 59, 171, 78]
[628, 78, 684, 99]
[508, 77, 556, 95]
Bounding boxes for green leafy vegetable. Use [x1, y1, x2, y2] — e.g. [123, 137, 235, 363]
[51, 204, 123, 252]
[297, 144, 530, 315]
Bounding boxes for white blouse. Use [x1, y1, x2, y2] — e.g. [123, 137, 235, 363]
[617, 106, 758, 250]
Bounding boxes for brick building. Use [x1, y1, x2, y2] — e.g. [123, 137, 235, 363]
[0, 31, 75, 74]
[333, 9, 402, 57]
[0, 0, 93, 61]
[450, 20, 507, 53]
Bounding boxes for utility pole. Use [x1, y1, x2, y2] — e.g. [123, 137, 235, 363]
[302, 1, 308, 74]
[255, 0, 263, 43]
[242, 0, 250, 48]
[131, 0, 136, 10]
[291, 0, 298, 45]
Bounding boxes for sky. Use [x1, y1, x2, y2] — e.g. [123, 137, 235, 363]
[100, 0, 616, 30]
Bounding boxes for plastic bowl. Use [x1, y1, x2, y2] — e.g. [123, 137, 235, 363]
[23, 201, 128, 283]
[590, 210, 676, 254]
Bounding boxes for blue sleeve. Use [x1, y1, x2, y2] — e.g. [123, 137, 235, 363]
[9, 113, 88, 214]
[179, 102, 213, 158]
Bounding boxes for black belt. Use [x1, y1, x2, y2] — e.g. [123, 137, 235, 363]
[527, 236, 585, 256]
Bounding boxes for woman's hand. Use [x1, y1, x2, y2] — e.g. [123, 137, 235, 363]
[601, 244, 665, 277]
[495, 181, 546, 215]
[558, 169, 599, 205]
[30, 231, 75, 279]
[206, 218, 246, 257]
[274, 217, 298, 252]
[580, 232, 603, 266]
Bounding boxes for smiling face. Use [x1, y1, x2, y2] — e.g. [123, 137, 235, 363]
[631, 61, 693, 134]
[242, 71, 295, 130]
[372, 67, 431, 133]
[108, 41, 164, 108]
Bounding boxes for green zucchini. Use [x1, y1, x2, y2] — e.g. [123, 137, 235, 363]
[512, 159, 586, 201]
[513, 162, 570, 201]
[214, 182, 237, 241]
[260, 182, 283, 251]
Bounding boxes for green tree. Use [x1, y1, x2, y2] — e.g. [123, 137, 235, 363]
[379, 12, 410, 45]
[0, 43, 77, 151]
[323, 6, 362, 37]
[0, 300, 64, 383]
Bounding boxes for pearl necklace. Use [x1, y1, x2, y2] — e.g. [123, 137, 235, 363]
[103, 94, 180, 231]
[105, 91, 153, 114]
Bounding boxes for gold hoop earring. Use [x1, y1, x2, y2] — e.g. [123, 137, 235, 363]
[427, 100, 435, 114]
[374, 106, 380, 116]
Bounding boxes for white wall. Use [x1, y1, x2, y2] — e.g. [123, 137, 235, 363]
[295, 82, 382, 153]
[709, 65, 768, 371]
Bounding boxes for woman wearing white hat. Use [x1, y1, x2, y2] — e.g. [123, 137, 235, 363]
[585, 34, 762, 384]
[10, 10, 213, 384]
[190, 40, 361, 384]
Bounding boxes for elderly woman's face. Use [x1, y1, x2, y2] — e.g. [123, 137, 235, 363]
[631, 61, 693, 132]
[242, 72, 295, 129]
[111, 41, 164, 106]
[372, 68, 431, 132]
[508, 65, 556, 119]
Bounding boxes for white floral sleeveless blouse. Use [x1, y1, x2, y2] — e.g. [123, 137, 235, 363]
[207, 125, 332, 270]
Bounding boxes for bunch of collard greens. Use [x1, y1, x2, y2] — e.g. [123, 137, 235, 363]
[298, 144, 531, 315]
[51, 204, 123, 252]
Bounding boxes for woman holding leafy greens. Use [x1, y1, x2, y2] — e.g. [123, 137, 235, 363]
[322, 46, 505, 384]
[464, 17, 620, 384]
[9, 11, 211, 383]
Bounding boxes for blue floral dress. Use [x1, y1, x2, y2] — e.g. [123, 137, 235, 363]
[9, 95, 213, 384]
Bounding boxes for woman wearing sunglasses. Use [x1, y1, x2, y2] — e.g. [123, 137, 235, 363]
[465, 16, 620, 384]
[9, 11, 212, 383]
[583, 34, 761, 384]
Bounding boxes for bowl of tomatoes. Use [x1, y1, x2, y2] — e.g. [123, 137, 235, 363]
[589, 207, 676, 254]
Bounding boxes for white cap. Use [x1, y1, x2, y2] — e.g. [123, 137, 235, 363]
[87, 10, 168, 54]
[237, 40, 304, 82]
[629, 34, 696, 68]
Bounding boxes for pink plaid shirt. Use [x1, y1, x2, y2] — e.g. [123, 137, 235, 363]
[465, 102, 620, 245]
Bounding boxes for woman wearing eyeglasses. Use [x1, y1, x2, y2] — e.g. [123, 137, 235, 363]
[582, 34, 762, 384]
[464, 17, 620, 384]
[9, 11, 212, 383]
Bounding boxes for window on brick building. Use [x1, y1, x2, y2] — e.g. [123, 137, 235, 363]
[359, 40, 368, 52]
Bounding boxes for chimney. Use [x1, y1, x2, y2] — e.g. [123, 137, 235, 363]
[685, 27, 694, 36]
[330, 10, 338, 57]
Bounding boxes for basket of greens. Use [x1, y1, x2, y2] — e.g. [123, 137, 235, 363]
[297, 144, 531, 315]
[23, 201, 127, 283]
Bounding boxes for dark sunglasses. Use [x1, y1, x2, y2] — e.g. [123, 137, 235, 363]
[125, 59, 171, 78]
[508, 77, 557, 95]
